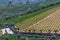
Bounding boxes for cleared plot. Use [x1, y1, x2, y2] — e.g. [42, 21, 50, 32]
[23, 8, 60, 34]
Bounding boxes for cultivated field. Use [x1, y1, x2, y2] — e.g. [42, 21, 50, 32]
[16, 5, 60, 32]
[24, 8, 60, 34]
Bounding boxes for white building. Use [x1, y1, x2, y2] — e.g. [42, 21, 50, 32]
[0, 27, 14, 35]
[4, 28, 14, 34]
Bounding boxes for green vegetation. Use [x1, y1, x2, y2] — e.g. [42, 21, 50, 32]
[0, 34, 60, 40]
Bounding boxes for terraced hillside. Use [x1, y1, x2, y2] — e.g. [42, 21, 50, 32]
[24, 7, 60, 34]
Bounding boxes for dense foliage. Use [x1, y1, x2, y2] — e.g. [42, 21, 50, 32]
[0, 34, 60, 40]
[0, 0, 60, 19]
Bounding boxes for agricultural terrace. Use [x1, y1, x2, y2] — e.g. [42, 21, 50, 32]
[24, 6, 60, 34]
[15, 4, 60, 32]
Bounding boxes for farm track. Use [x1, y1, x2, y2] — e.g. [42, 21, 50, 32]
[22, 8, 60, 34]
